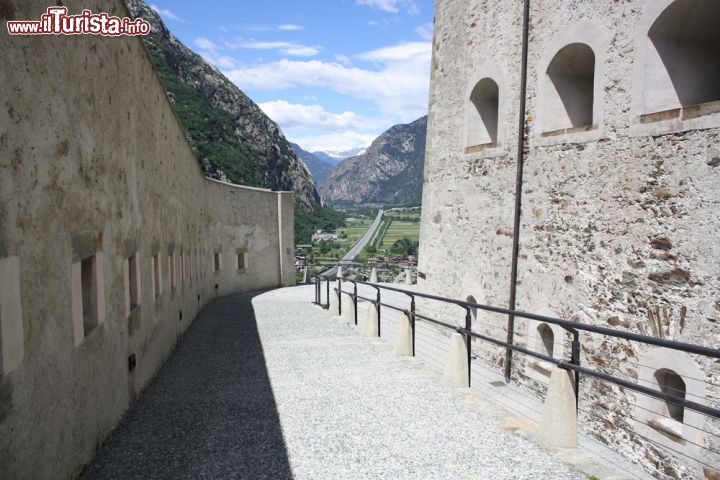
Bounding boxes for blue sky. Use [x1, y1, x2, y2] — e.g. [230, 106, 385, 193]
[149, 0, 434, 153]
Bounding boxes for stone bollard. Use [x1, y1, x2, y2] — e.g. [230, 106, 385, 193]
[443, 332, 469, 388]
[341, 294, 355, 325]
[302, 266, 309, 284]
[328, 287, 341, 317]
[393, 313, 413, 356]
[537, 367, 577, 449]
[404, 269, 413, 285]
[369, 267, 378, 283]
[336, 266, 343, 278]
[364, 303, 379, 337]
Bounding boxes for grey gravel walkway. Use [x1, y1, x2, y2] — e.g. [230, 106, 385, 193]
[83, 286, 586, 479]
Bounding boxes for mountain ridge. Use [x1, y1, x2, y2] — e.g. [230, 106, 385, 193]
[290, 143, 334, 184]
[319, 116, 427, 205]
[125, 0, 321, 210]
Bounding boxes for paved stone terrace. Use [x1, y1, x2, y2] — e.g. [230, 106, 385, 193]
[82, 286, 586, 480]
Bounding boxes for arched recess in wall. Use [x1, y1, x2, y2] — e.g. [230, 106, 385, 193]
[543, 43, 595, 132]
[466, 295, 478, 323]
[467, 79, 499, 147]
[642, 0, 720, 115]
[654, 368, 686, 422]
[525, 318, 563, 383]
[536, 22, 605, 144]
[634, 348, 707, 456]
[537, 323, 554, 357]
[464, 63, 506, 155]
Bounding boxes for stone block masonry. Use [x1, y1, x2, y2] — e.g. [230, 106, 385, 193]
[0, 1, 294, 479]
[419, 0, 719, 478]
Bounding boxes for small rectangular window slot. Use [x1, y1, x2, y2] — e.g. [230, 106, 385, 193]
[237, 252, 246, 271]
[180, 252, 185, 285]
[152, 254, 160, 300]
[214, 253, 221, 272]
[169, 253, 176, 290]
[128, 254, 139, 312]
[81, 255, 99, 336]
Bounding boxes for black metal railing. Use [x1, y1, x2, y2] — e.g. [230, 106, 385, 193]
[311, 272, 720, 476]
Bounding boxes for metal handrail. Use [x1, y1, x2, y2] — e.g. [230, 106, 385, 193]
[322, 275, 719, 359]
[311, 274, 720, 420]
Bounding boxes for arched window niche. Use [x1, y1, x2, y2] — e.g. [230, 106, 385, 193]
[542, 43, 596, 134]
[537, 323, 554, 358]
[466, 295, 478, 323]
[525, 319, 563, 382]
[631, 0, 720, 134]
[634, 348, 707, 453]
[536, 22, 605, 146]
[463, 64, 505, 156]
[654, 368, 686, 423]
[467, 79, 499, 147]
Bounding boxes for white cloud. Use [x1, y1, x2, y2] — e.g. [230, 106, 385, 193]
[225, 41, 431, 120]
[227, 40, 321, 57]
[415, 22, 434, 40]
[356, 0, 419, 15]
[218, 25, 229, 34]
[356, 42, 430, 61]
[278, 24, 304, 31]
[292, 131, 377, 153]
[150, 4, 186, 23]
[259, 100, 385, 131]
[334, 54, 353, 67]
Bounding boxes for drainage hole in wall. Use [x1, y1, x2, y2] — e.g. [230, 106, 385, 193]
[128, 354, 136, 372]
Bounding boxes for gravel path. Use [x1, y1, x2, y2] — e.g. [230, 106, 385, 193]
[82, 286, 586, 480]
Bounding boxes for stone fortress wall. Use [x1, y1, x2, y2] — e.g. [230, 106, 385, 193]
[0, 1, 295, 479]
[418, 0, 719, 478]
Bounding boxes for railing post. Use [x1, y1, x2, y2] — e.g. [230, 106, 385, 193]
[465, 308, 472, 388]
[325, 277, 329, 309]
[410, 295, 416, 356]
[353, 283, 358, 326]
[376, 288, 382, 337]
[571, 330, 581, 410]
[337, 277, 342, 316]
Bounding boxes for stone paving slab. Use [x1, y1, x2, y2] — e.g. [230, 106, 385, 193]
[82, 286, 586, 479]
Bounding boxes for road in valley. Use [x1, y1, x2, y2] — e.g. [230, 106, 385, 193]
[322, 209, 383, 277]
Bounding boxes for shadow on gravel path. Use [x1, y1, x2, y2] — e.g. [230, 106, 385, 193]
[81, 292, 293, 480]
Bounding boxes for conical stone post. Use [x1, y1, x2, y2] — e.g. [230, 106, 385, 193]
[393, 313, 413, 356]
[328, 286, 341, 317]
[369, 267, 378, 283]
[443, 332, 469, 387]
[537, 367, 577, 448]
[341, 294, 354, 325]
[364, 303, 379, 337]
[404, 269, 413, 285]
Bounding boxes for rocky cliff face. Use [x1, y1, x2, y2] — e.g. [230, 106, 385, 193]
[125, 0, 320, 209]
[319, 116, 427, 205]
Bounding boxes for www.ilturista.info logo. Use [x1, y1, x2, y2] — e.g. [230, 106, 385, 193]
[6, 7, 151, 36]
